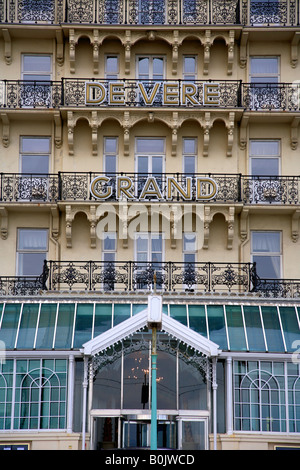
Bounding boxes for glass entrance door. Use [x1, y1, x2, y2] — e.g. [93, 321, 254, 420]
[122, 419, 177, 449]
[178, 419, 208, 450]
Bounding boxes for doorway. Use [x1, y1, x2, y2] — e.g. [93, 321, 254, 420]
[123, 418, 177, 449]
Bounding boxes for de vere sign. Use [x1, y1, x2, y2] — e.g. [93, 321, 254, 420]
[85, 80, 220, 106]
[90, 175, 218, 202]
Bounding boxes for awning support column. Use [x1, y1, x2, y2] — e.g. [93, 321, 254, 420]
[226, 356, 233, 435]
[81, 356, 89, 450]
[67, 355, 75, 433]
[212, 357, 218, 450]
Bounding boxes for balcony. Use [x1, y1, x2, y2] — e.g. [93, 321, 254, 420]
[0, 260, 299, 299]
[0, 0, 299, 27]
[0, 80, 299, 111]
[0, 173, 299, 205]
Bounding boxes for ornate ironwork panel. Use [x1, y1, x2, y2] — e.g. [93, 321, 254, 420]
[249, 0, 288, 26]
[17, 0, 55, 23]
[98, 0, 124, 23]
[66, 0, 95, 23]
[1, 81, 61, 109]
[182, 0, 208, 24]
[0, 174, 59, 202]
[242, 176, 300, 205]
[211, 0, 240, 24]
[243, 83, 300, 111]
[256, 279, 300, 298]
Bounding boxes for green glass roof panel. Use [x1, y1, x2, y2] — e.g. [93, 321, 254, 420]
[54, 303, 75, 349]
[206, 305, 228, 350]
[243, 305, 266, 352]
[261, 306, 285, 352]
[132, 304, 147, 316]
[170, 305, 187, 326]
[0, 303, 22, 350]
[225, 305, 247, 351]
[35, 303, 57, 349]
[16, 303, 39, 349]
[188, 305, 207, 337]
[93, 304, 112, 337]
[113, 304, 131, 327]
[73, 303, 94, 349]
[279, 306, 300, 353]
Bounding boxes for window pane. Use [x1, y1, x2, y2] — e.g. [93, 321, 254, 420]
[103, 233, 116, 251]
[251, 158, 279, 176]
[54, 304, 75, 349]
[73, 304, 94, 348]
[21, 155, 49, 174]
[21, 137, 50, 153]
[0, 303, 21, 349]
[94, 304, 112, 336]
[136, 234, 148, 252]
[243, 306, 266, 351]
[183, 156, 196, 174]
[152, 156, 163, 174]
[157, 351, 176, 409]
[106, 56, 118, 74]
[105, 155, 116, 174]
[136, 138, 164, 154]
[113, 304, 130, 326]
[250, 140, 279, 156]
[188, 305, 207, 337]
[184, 57, 196, 74]
[137, 156, 148, 173]
[183, 138, 196, 154]
[23, 55, 51, 73]
[169, 305, 187, 326]
[92, 359, 121, 409]
[104, 137, 117, 153]
[35, 303, 57, 349]
[183, 233, 196, 252]
[179, 358, 207, 410]
[279, 307, 300, 352]
[16, 304, 39, 349]
[261, 306, 285, 352]
[153, 58, 164, 79]
[151, 234, 162, 252]
[123, 350, 149, 409]
[18, 252, 46, 276]
[252, 232, 280, 253]
[18, 229, 48, 250]
[207, 305, 228, 350]
[225, 305, 247, 351]
[138, 57, 149, 77]
[253, 255, 281, 279]
[250, 57, 278, 74]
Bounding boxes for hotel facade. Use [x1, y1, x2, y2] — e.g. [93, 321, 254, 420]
[0, 0, 300, 451]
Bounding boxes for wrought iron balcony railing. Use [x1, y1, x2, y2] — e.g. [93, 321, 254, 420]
[1, 260, 299, 299]
[1, 80, 299, 111]
[0, 0, 299, 27]
[0, 173, 299, 205]
[0, 260, 258, 295]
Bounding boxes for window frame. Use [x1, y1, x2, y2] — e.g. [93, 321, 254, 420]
[16, 228, 48, 277]
[249, 56, 280, 83]
[251, 230, 282, 279]
[183, 55, 197, 81]
[21, 54, 52, 82]
[249, 139, 281, 177]
[105, 55, 120, 80]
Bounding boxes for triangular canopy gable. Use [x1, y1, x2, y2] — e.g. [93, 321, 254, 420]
[82, 308, 221, 358]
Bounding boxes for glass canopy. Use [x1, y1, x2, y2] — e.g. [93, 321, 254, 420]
[0, 302, 299, 353]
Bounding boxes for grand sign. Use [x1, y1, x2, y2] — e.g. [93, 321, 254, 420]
[85, 81, 220, 106]
[90, 175, 218, 201]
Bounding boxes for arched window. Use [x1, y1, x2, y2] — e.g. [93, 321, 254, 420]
[15, 360, 67, 430]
